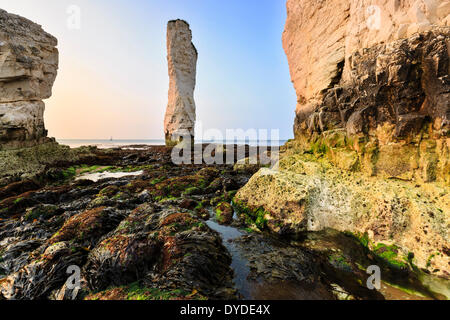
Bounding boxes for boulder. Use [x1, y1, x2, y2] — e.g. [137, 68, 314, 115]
[236, 151, 450, 278]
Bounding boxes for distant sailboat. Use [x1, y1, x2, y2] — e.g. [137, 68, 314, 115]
[110, 136, 113, 141]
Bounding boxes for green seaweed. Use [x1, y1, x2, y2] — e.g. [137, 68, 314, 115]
[233, 198, 268, 230]
[24, 205, 59, 221]
[328, 253, 353, 272]
[183, 187, 200, 196]
[151, 176, 167, 185]
[61, 166, 77, 180]
[373, 243, 408, 269]
[13, 197, 24, 204]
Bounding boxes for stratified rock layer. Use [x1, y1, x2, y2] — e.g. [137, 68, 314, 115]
[164, 20, 197, 146]
[0, 9, 58, 149]
[283, 1, 449, 170]
[237, 0, 450, 279]
[281, 1, 449, 182]
[283, 0, 450, 120]
[292, 29, 450, 146]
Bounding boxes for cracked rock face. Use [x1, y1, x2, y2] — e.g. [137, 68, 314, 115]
[0, 9, 58, 149]
[282, 0, 450, 139]
[164, 20, 197, 146]
[235, 0, 450, 280]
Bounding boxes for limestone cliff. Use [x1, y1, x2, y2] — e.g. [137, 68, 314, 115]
[283, 0, 449, 129]
[0, 9, 58, 149]
[0, 10, 84, 187]
[236, 0, 450, 280]
[281, 0, 449, 183]
[282, 2, 449, 182]
[164, 20, 197, 146]
[281, 1, 449, 183]
[281, 0, 450, 182]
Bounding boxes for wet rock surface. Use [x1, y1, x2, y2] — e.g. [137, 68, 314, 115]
[0, 145, 447, 300]
[0, 145, 253, 300]
[236, 145, 450, 281]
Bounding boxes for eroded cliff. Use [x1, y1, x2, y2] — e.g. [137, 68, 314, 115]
[283, 0, 449, 125]
[236, 0, 450, 282]
[0, 10, 88, 187]
[0, 9, 58, 149]
[282, 1, 449, 184]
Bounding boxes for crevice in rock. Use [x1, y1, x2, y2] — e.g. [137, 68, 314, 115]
[328, 59, 345, 90]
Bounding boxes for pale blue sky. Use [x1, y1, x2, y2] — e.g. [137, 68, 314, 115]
[0, 0, 296, 140]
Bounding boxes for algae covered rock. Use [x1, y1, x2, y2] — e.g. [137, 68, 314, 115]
[233, 157, 262, 174]
[49, 206, 125, 247]
[84, 204, 161, 290]
[236, 150, 450, 278]
[215, 202, 233, 225]
[0, 142, 96, 187]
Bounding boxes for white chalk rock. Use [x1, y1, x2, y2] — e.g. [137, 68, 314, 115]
[164, 20, 198, 146]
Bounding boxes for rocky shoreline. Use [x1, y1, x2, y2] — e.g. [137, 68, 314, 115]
[236, 140, 450, 280]
[0, 1, 449, 301]
[0, 144, 447, 300]
[0, 145, 246, 300]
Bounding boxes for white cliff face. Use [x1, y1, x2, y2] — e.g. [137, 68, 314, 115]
[0, 9, 58, 149]
[0, 101, 45, 141]
[236, 0, 450, 278]
[164, 20, 198, 146]
[282, 0, 450, 112]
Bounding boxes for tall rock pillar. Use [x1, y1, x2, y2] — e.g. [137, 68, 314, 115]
[164, 19, 198, 147]
[282, 0, 450, 182]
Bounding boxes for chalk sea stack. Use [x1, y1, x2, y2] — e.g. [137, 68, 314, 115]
[0, 9, 58, 150]
[236, 0, 450, 277]
[164, 19, 198, 147]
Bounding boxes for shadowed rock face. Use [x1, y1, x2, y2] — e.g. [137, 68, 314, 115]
[0, 9, 58, 149]
[164, 20, 197, 147]
[280, 0, 450, 183]
[236, 0, 450, 280]
[282, 0, 450, 140]
[292, 28, 450, 140]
